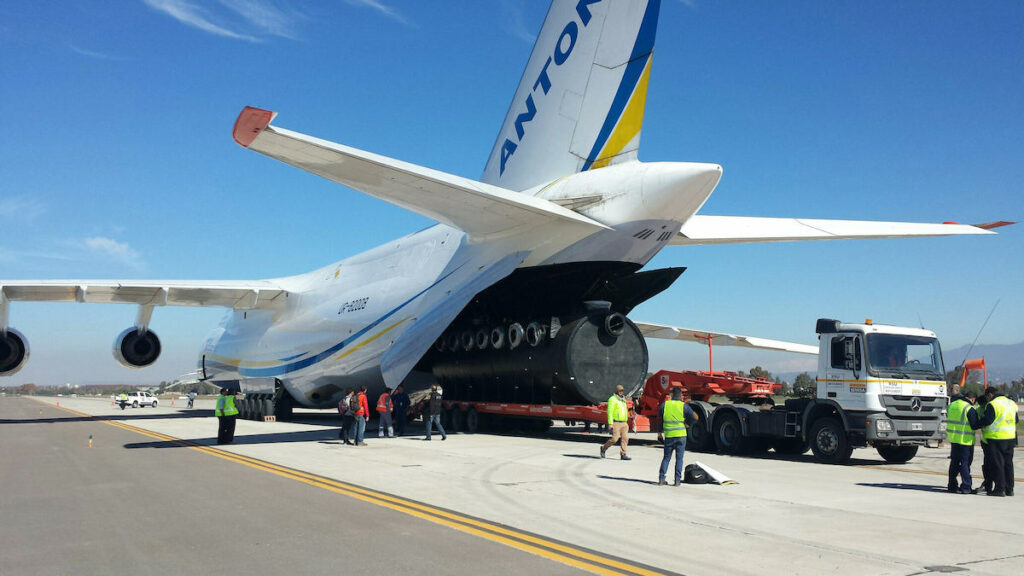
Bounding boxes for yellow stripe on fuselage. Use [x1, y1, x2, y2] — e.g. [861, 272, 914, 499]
[331, 316, 412, 362]
[589, 57, 652, 170]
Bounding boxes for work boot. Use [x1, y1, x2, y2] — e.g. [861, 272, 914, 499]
[442, 435, 447, 441]
[620, 454, 631, 461]
[673, 481, 682, 487]
[600, 447, 607, 459]
[959, 487, 973, 494]
[658, 480, 668, 486]
[988, 490, 1006, 497]
[946, 486, 958, 493]
[358, 442, 367, 446]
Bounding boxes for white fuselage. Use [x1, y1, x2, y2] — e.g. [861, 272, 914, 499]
[201, 161, 722, 407]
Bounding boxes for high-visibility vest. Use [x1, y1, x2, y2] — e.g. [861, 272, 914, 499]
[945, 399, 975, 446]
[663, 400, 687, 438]
[983, 396, 1018, 441]
[376, 393, 391, 412]
[607, 394, 628, 424]
[216, 394, 238, 417]
[119, 393, 127, 401]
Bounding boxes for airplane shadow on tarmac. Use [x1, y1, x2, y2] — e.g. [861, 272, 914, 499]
[856, 482, 949, 493]
[0, 411, 213, 426]
[123, 428, 336, 449]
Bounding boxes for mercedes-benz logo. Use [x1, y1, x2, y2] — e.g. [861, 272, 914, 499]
[910, 397, 922, 412]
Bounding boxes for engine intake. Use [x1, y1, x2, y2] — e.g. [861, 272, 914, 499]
[0, 328, 30, 376]
[113, 328, 162, 369]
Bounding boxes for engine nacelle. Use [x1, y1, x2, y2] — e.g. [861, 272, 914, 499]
[113, 327, 161, 369]
[0, 328, 30, 376]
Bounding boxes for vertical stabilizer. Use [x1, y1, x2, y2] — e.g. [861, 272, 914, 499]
[481, 0, 661, 192]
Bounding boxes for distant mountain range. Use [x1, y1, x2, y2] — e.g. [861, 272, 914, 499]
[942, 341, 1024, 383]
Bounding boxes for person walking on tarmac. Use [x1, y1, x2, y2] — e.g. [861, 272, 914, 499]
[974, 389, 1019, 497]
[946, 391, 979, 493]
[215, 388, 239, 444]
[601, 385, 631, 460]
[339, 389, 357, 445]
[393, 385, 410, 437]
[377, 387, 394, 438]
[658, 387, 697, 485]
[117, 392, 129, 410]
[424, 384, 447, 441]
[355, 385, 370, 446]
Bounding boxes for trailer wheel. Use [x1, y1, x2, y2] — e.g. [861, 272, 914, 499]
[451, 406, 465, 432]
[875, 444, 918, 464]
[687, 420, 712, 452]
[809, 417, 853, 464]
[465, 408, 479, 434]
[713, 412, 745, 454]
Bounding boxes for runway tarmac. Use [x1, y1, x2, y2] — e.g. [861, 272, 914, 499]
[3, 396, 1022, 576]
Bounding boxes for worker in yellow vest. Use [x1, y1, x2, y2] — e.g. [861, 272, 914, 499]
[974, 389, 1018, 497]
[601, 385, 631, 460]
[974, 394, 995, 494]
[215, 388, 239, 445]
[658, 387, 698, 486]
[945, 391, 978, 494]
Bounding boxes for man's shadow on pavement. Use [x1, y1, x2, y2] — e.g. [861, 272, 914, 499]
[856, 482, 950, 494]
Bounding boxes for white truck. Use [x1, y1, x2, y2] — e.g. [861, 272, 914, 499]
[114, 391, 160, 409]
[685, 318, 948, 464]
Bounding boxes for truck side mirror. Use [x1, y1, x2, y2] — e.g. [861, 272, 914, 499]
[843, 338, 857, 371]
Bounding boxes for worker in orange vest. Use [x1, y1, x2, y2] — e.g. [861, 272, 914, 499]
[377, 387, 394, 438]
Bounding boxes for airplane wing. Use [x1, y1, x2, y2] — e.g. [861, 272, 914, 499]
[233, 107, 610, 240]
[671, 215, 1011, 246]
[634, 321, 818, 355]
[0, 280, 289, 310]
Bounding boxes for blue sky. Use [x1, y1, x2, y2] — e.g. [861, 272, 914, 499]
[1, 0, 1021, 386]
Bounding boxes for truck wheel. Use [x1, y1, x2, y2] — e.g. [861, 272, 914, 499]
[465, 408, 479, 434]
[772, 438, 809, 455]
[875, 445, 918, 464]
[809, 417, 853, 464]
[713, 412, 745, 454]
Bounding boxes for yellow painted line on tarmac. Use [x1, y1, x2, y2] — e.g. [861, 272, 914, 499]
[34, 400, 672, 576]
[854, 464, 1024, 483]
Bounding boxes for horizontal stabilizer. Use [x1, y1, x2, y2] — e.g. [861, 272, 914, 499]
[671, 215, 1002, 246]
[234, 107, 609, 241]
[635, 321, 818, 355]
[0, 280, 288, 310]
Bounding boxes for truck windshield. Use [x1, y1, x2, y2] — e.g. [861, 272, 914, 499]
[866, 334, 944, 380]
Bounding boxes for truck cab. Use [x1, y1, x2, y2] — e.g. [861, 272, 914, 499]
[812, 318, 947, 459]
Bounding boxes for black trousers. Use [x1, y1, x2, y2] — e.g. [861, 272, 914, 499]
[980, 441, 995, 491]
[987, 438, 1015, 493]
[947, 443, 973, 490]
[217, 415, 237, 444]
[394, 409, 407, 436]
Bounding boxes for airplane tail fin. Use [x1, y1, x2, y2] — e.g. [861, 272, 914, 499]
[480, 0, 661, 192]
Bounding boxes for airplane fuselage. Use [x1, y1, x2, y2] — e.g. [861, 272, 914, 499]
[201, 161, 722, 407]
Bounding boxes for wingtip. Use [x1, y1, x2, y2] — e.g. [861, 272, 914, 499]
[232, 106, 277, 147]
[973, 220, 1016, 230]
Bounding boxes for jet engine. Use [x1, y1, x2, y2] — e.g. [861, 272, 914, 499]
[113, 327, 161, 369]
[0, 328, 30, 376]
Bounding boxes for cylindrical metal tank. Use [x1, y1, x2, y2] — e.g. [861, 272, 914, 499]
[432, 312, 648, 405]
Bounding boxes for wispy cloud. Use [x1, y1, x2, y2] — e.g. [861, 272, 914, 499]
[0, 197, 47, 221]
[678, 0, 697, 8]
[344, 0, 410, 26]
[219, 0, 301, 39]
[500, 0, 536, 44]
[83, 236, 144, 271]
[68, 43, 124, 61]
[142, 0, 260, 42]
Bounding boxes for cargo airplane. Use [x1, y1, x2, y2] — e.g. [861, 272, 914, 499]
[0, 0, 1009, 416]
